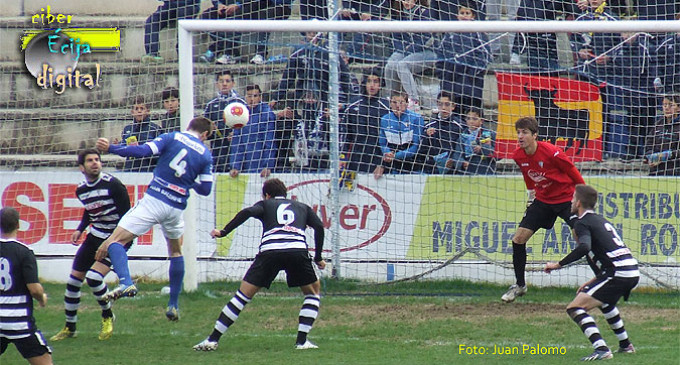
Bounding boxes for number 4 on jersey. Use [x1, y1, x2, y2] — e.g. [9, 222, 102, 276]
[169, 148, 188, 177]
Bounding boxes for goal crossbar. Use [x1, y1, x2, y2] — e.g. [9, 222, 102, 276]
[179, 19, 680, 34]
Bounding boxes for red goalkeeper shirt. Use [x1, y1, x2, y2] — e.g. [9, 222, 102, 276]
[512, 141, 585, 204]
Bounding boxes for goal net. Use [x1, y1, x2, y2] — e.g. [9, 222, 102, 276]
[1, 1, 678, 291]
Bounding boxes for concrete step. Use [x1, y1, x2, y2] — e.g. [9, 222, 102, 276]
[0, 107, 200, 153]
[0, 58, 507, 109]
[0, 60, 291, 109]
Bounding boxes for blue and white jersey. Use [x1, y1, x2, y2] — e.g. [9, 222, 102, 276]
[145, 131, 213, 209]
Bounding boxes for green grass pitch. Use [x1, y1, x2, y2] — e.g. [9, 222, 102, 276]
[2, 280, 678, 365]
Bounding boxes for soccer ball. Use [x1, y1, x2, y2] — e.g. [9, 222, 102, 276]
[223, 102, 249, 129]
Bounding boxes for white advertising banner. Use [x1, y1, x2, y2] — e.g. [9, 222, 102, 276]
[217, 173, 426, 260]
[0, 171, 215, 258]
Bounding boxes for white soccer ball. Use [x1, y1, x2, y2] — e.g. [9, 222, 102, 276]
[223, 102, 249, 129]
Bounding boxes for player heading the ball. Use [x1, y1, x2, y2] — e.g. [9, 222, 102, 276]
[94, 117, 214, 322]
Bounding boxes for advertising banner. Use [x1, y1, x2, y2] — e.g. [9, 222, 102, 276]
[410, 176, 679, 263]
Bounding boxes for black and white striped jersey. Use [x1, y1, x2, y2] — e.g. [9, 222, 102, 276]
[559, 211, 639, 279]
[0, 238, 39, 339]
[75, 173, 130, 240]
[220, 197, 325, 260]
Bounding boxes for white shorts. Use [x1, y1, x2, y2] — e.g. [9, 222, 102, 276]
[118, 194, 184, 239]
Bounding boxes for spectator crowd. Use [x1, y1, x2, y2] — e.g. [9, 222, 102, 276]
[125, 0, 679, 177]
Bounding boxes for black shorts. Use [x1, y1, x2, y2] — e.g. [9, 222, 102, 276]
[0, 330, 52, 359]
[72, 235, 108, 272]
[72, 234, 132, 272]
[583, 276, 639, 306]
[519, 200, 577, 231]
[243, 250, 318, 289]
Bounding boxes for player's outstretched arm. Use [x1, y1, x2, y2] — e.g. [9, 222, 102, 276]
[96, 137, 110, 152]
[307, 205, 325, 268]
[107, 142, 154, 158]
[212, 206, 259, 238]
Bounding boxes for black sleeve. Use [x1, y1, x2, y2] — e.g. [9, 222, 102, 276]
[111, 179, 132, 216]
[559, 222, 592, 267]
[220, 204, 264, 236]
[21, 249, 40, 285]
[306, 205, 325, 261]
[76, 209, 90, 232]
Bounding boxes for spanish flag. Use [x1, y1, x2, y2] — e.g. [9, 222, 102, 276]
[496, 73, 604, 162]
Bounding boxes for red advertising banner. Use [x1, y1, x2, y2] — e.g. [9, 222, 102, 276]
[495, 73, 604, 162]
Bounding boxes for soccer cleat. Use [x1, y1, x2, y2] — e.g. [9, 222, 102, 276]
[250, 54, 265, 65]
[98, 315, 115, 341]
[141, 54, 164, 64]
[193, 338, 219, 351]
[580, 349, 613, 361]
[199, 50, 215, 63]
[501, 284, 528, 303]
[50, 327, 76, 341]
[295, 340, 319, 350]
[215, 54, 236, 65]
[616, 344, 635, 354]
[166, 306, 179, 321]
[102, 284, 137, 303]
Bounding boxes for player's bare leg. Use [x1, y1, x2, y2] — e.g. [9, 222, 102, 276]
[27, 352, 53, 365]
[296, 280, 321, 349]
[502, 227, 533, 303]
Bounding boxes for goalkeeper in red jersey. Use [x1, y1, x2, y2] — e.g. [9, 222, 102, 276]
[501, 116, 585, 303]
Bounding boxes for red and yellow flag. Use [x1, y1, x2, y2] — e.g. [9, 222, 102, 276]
[496, 73, 603, 162]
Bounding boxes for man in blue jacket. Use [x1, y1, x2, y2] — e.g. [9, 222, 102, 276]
[375, 91, 424, 179]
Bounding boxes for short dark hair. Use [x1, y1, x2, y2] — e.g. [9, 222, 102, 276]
[132, 96, 150, 110]
[437, 90, 453, 101]
[245, 84, 261, 93]
[361, 68, 383, 96]
[162, 87, 179, 101]
[77, 148, 100, 165]
[466, 106, 483, 118]
[390, 90, 408, 100]
[262, 178, 287, 198]
[457, 0, 478, 15]
[665, 94, 680, 104]
[515, 116, 539, 135]
[0, 207, 20, 234]
[215, 70, 233, 81]
[574, 184, 598, 210]
[188, 116, 213, 135]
